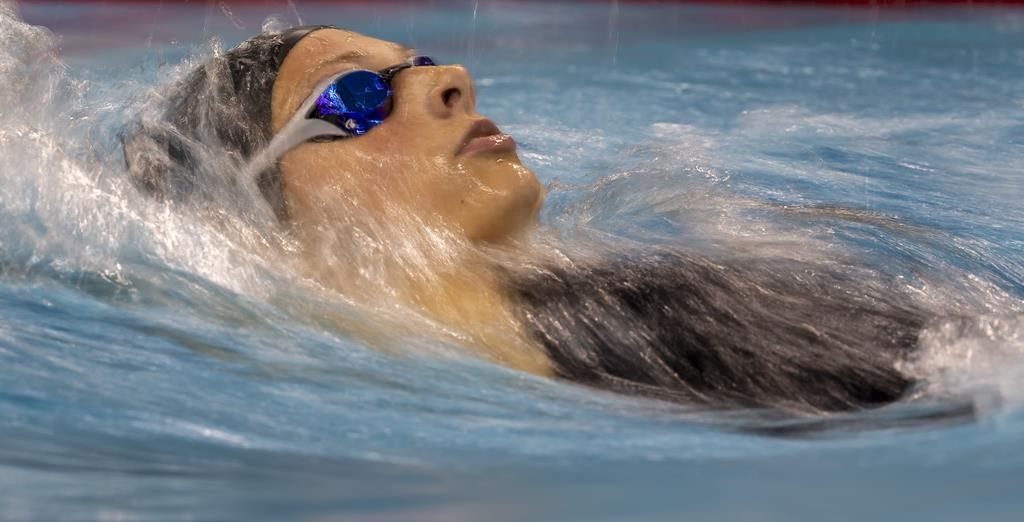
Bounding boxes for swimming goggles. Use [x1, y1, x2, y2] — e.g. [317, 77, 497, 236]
[243, 55, 436, 180]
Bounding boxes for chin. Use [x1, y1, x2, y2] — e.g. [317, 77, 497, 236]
[519, 170, 544, 221]
[456, 154, 543, 242]
[477, 184, 543, 243]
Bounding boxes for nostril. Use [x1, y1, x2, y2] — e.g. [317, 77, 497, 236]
[441, 87, 461, 108]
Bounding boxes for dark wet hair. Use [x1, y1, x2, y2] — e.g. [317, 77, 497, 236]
[121, 26, 331, 220]
[511, 251, 927, 413]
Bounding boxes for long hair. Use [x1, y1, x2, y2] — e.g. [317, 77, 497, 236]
[510, 251, 927, 412]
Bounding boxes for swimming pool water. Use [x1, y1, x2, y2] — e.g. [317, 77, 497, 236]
[3, 1, 1024, 520]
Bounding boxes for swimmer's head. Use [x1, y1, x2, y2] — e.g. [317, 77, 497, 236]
[123, 26, 544, 244]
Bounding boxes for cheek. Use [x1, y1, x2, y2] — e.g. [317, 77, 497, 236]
[281, 141, 387, 222]
[363, 127, 469, 212]
[278, 120, 538, 236]
[397, 157, 475, 217]
[281, 137, 459, 220]
[436, 158, 543, 240]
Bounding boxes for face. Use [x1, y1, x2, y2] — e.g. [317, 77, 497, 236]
[271, 29, 544, 244]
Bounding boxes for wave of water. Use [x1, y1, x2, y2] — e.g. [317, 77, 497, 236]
[3, 1, 1024, 520]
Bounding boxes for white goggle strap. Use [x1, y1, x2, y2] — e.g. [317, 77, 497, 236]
[240, 73, 354, 183]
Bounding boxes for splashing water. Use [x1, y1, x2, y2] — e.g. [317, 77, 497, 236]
[2, 1, 1024, 520]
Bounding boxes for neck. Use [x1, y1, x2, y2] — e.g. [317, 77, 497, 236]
[296, 223, 553, 377]
[398, 251, 554, 377]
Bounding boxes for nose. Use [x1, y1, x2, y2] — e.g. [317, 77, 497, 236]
[397, 65, 476, 120]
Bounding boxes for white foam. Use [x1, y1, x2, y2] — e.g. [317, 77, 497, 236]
[902, 314, 1024, 409]
[0, 6, 290, 302]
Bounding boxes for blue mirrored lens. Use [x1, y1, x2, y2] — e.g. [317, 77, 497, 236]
[312, 70, 391, 135]
[411, 56, 435, 66]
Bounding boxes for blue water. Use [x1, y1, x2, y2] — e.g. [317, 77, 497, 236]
[3, 1, 1024, 520]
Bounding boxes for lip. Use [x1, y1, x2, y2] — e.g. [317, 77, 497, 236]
[455, 118, 516, 157]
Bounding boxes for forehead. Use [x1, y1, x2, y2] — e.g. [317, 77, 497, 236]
[271, 29, 410, 131]
[291, 29, 408, 70]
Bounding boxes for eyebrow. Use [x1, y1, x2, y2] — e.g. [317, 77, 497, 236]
[308, 45, 415, 77]
[308, 50, 366, 76]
